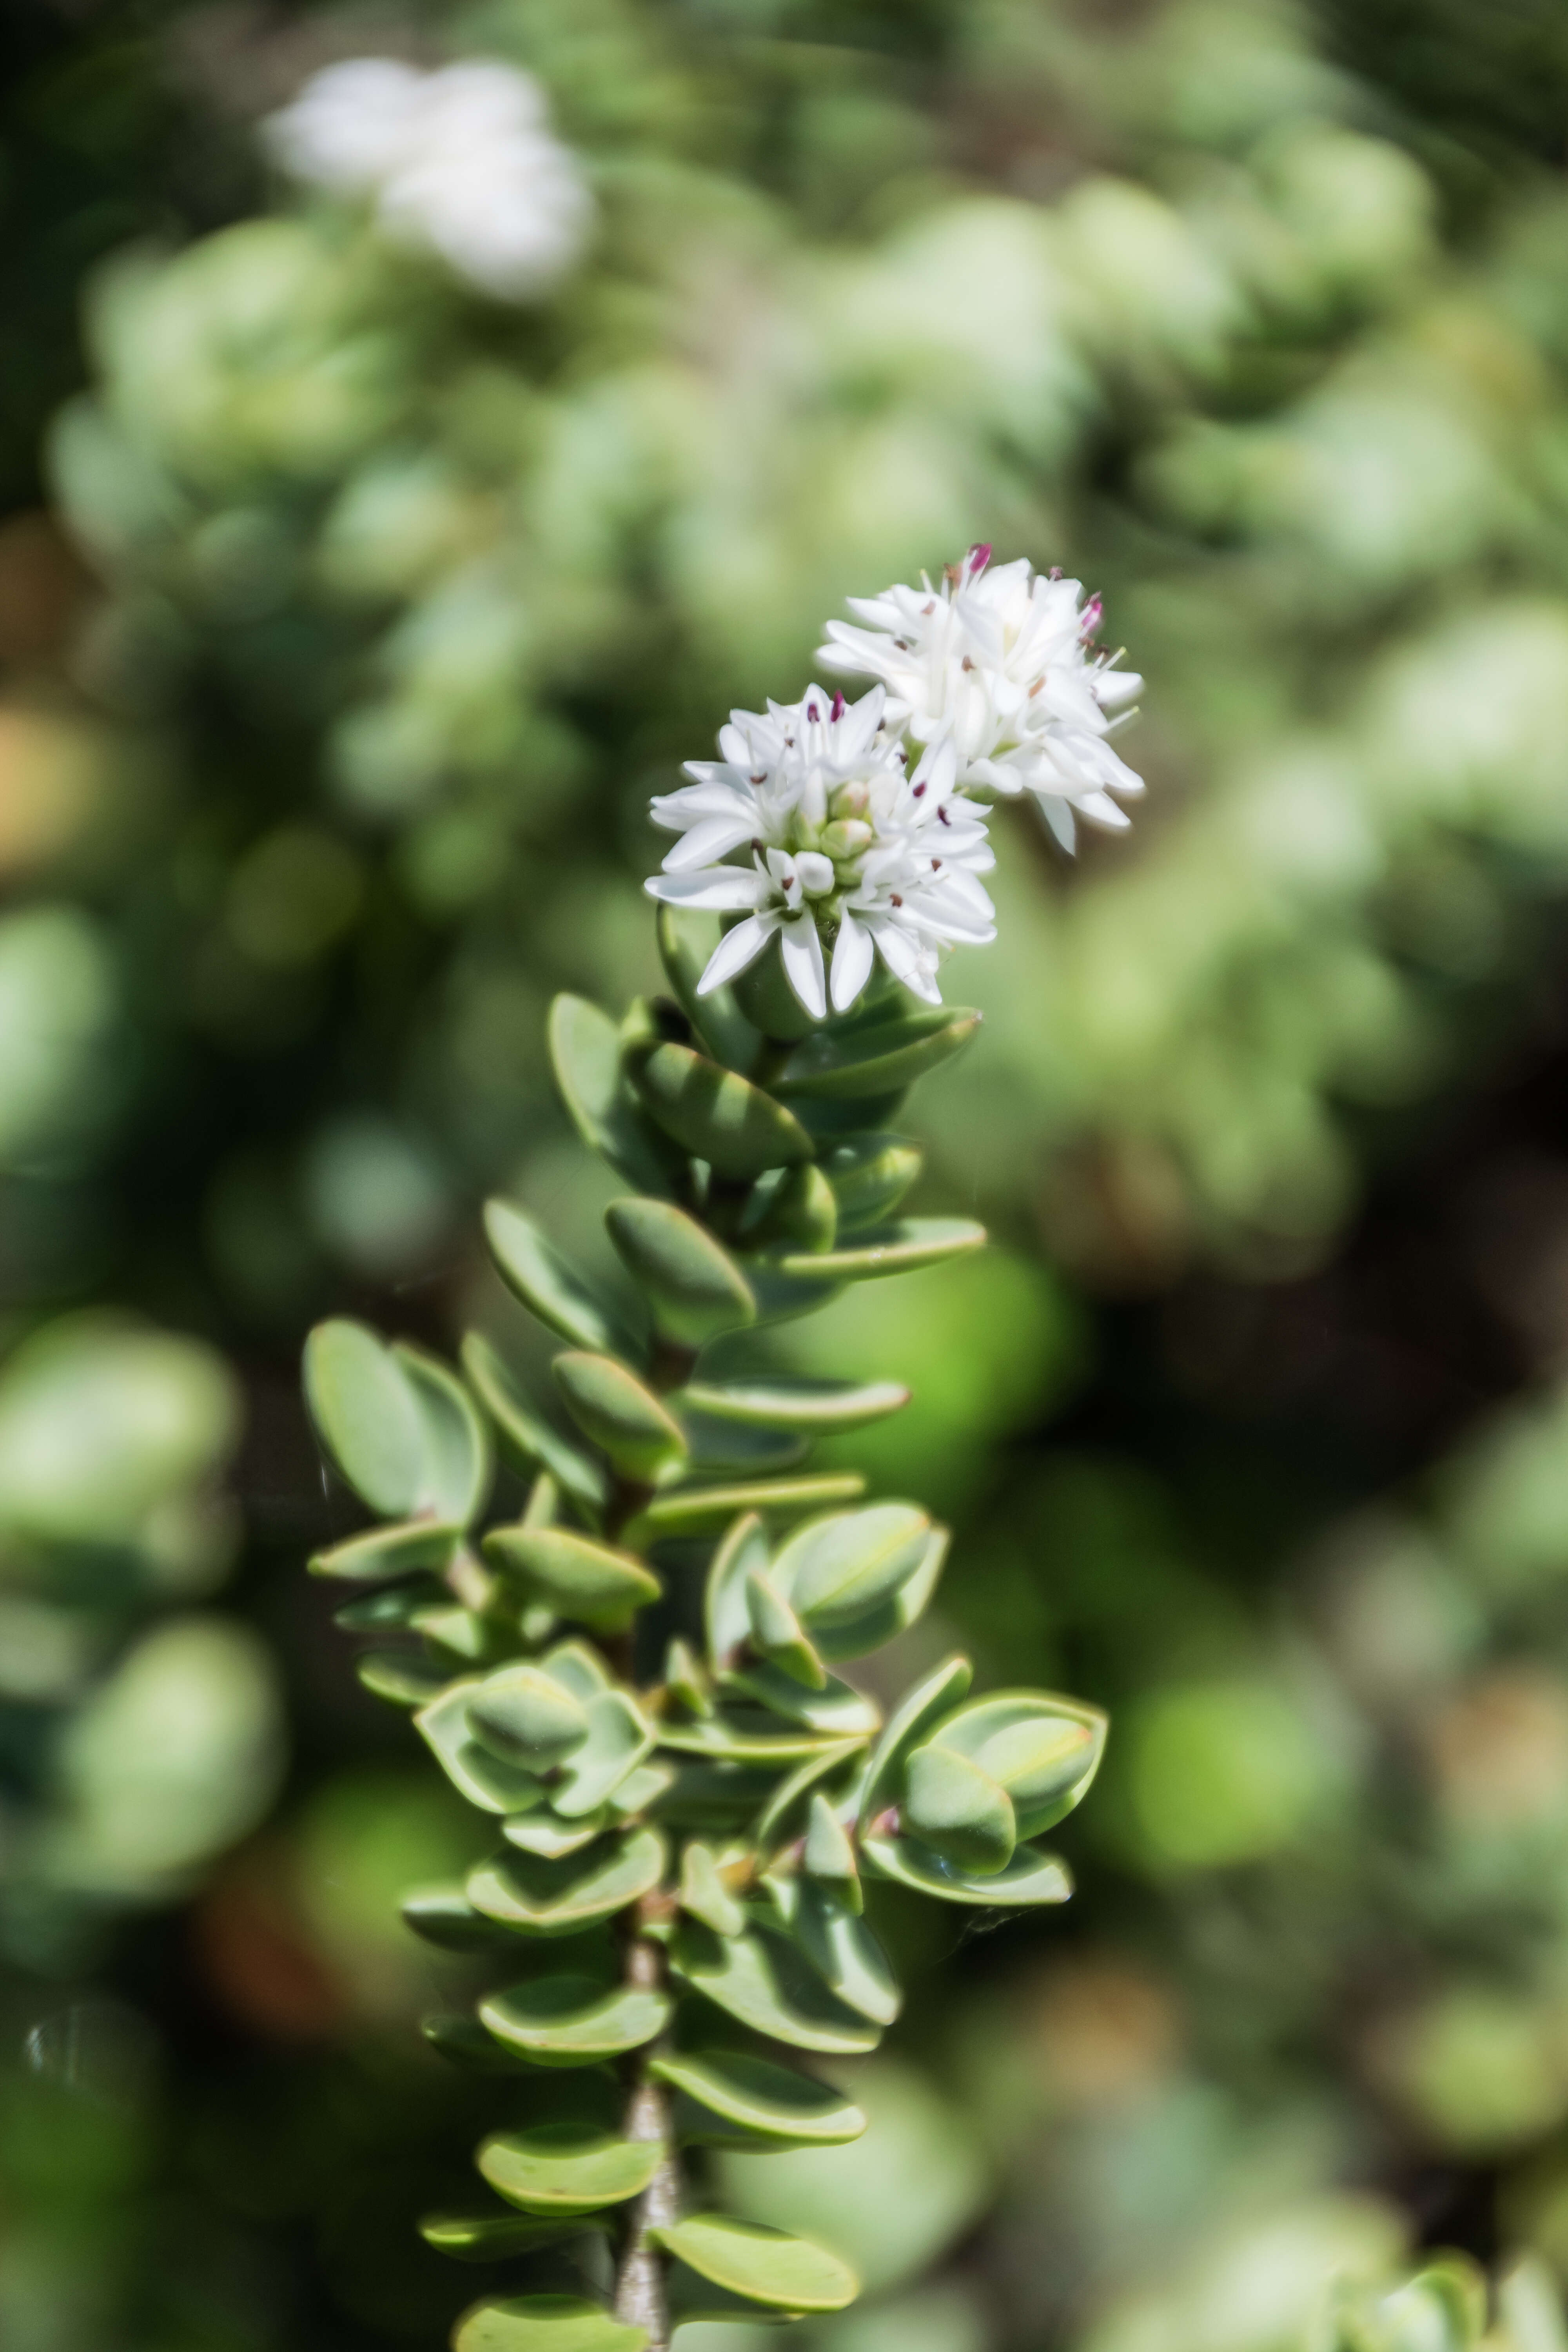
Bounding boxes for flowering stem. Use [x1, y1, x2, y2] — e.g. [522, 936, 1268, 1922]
[613, 1920, 679, 2349]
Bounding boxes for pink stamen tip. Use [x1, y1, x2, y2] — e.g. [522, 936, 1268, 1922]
[968, 542, 992, 574]
[830, 691, 845, 721]
[806, 702, 819, 722]
[1081, 596, 1103, 637]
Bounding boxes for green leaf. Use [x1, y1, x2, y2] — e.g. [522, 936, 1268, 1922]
[606, 1198, 755, 1348]
[773, 1504, 933, 1632]
[403, 1883, 513, 1950]
[740, 1164, 838, 1254]
[819, 1136, 923, 1232]
[924, 1693, 1107, 1839]
[803, 1792, 859, 1890]
[423, 2012, 533, 2070]
[421, 2212, 593, 2262]
[756, 1740, 869, 1849]
[466, 1827, 666, 1937]
[485, 1201, 645, 1362]
[303, 1318, 424, 1515]
[628, 1473, 865, 1547]
[357, 1651, 452, 1708]
[773, 1878, 899, 2024]
[462, 1334, 608, 1514]
[679, 1379, 910, 1434]
[468, 1664, 592, 1769]
[417, 1681, 545, 1815]
[479, 1975, 671, 2066]
[746, 1568, 825, 1689]
[668, 1922, 882, 2054]
[902, 1744, 1015, 1875]
[551, 1690, 656, 1817]
[861, 1834, 1073, 1907]
[633, 1042, 814, 1181]
[454, 2295, 648, 2352]
[858, 1654, 974, 1834]
[550, 995, 682, 1196]
[333, 1577, 447, 1631]
[657, 904, 763, 1074]
[650, 2214, 858, 2312]
[607, 1760, 675, 1818]
[658, 1708, 861, 1764]
[553, 1353, 688, 1484]
[744, 1263, 847, 1325]
[680, 1414, 808, 1476]
[309, 1518, 464, 1583]
[774, 1218, 986, 1283]
[801, 1526, 949, 1666]
[396, 1342, 495, 1526]
[478, 2123, 663, 2214]
[773, 1008, 980, 1100]
[503, 1811, 611, 1859]
[653, 2049, 866, 2147]
[483, 1526, 661, 1635]
[679, 1838, 747, 1936]
[705, 1510, 771, 1666]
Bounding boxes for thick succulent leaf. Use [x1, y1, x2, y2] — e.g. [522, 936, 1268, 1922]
[658, 1708, 858, 1765]
[412, 1597, 511, 1667]
[755, 1740, 869, 1850]
[417, 1681, 545, 1815]
[805, 1525, 949, 1665]
[357, 1651, 452, 1708]
[679, 1413, 808, 1476]
[925, 1692, 1108, 1840]
[653, 2049, 865, 2147]
[668, 1921, 882, 2053]
[656, 904, 762, 1074]
[310, 1519, 465, 1582]
[454, 2295, 648, 2352]
[403, 1883, 514, 1950]
[395, 1341, 494, 1526]
[479, 1974, 671, 2066]
[720, 1661, 876, 1737]
[903, 1742, 1016, 1874]
[745, 1568, 825, 1689]
[774, 1218, 986, 1283]
[421, 2212, 593, 2263]
[551, 1690, 656, 1817]
[628, 1473, 865, 1548]
[303, 1318, 425, 1515]
[550, 994, 682, 1196]
[650, 2215, 858, 2312]
[704, 1511, 771, 1666]
[819, 1135, 923, 1231]
[857, 1654, 974, 1833]
[769, 1877, 898, 2022]
[679, 1378, 910, 1434]
[502, 1811, 610, 1859]
[740, 1163, 838, 1255]
[333, 1576, 447, 1631]
[605, 1199, 755, 1348]
[743, 1263, 846, 1325]
[483, 1525, 662, 1635]
[773, 1504, 932, 1631]
[468, 1663, 592, 1770]
[679, 1839, 747, 1936]
[862, 1831, 1073, 1907]
[466, 1827, 666, 1938]
[633, 1041, 813, 1180]
[653, 1760, 781, 1829]
[553, 1353, 688, 1484]
[606, 1760, 674, 1818]
[773, 1007, 980, 1100]
[802, 1793, 859, 1891]
[485, 1201, 646, 1363]
[423, 2012, 534, 2070]
[462, 1334, 609, 1513]
[477, 2122, 663, 2214]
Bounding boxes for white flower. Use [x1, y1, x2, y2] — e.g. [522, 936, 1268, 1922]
[817, 545, 1145, 852]
[264, 58, 593, 301]
[646, 685, 996, 1020]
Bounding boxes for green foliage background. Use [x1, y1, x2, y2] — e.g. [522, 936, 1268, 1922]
[9, 0, 1568, 2345]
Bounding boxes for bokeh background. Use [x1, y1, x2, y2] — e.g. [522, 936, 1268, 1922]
[10, 0, 1568, 2346]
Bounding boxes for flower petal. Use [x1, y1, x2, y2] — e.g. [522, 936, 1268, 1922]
[780, 918, 828, 1021]
[830, 912, 875, 1013]
[698, 912, 778, 994]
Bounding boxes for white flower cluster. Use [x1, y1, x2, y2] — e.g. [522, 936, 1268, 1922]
[647, 550, 1144, 1021]
[264, 58, 593, 302]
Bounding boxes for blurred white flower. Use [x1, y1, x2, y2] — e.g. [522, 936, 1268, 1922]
[646, 685, 995, 1018]
[264, 58, 593, 301]
[817, 546, 1144, 851]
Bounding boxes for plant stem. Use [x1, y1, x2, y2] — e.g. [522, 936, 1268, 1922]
[613, 1927, 680, 2348]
